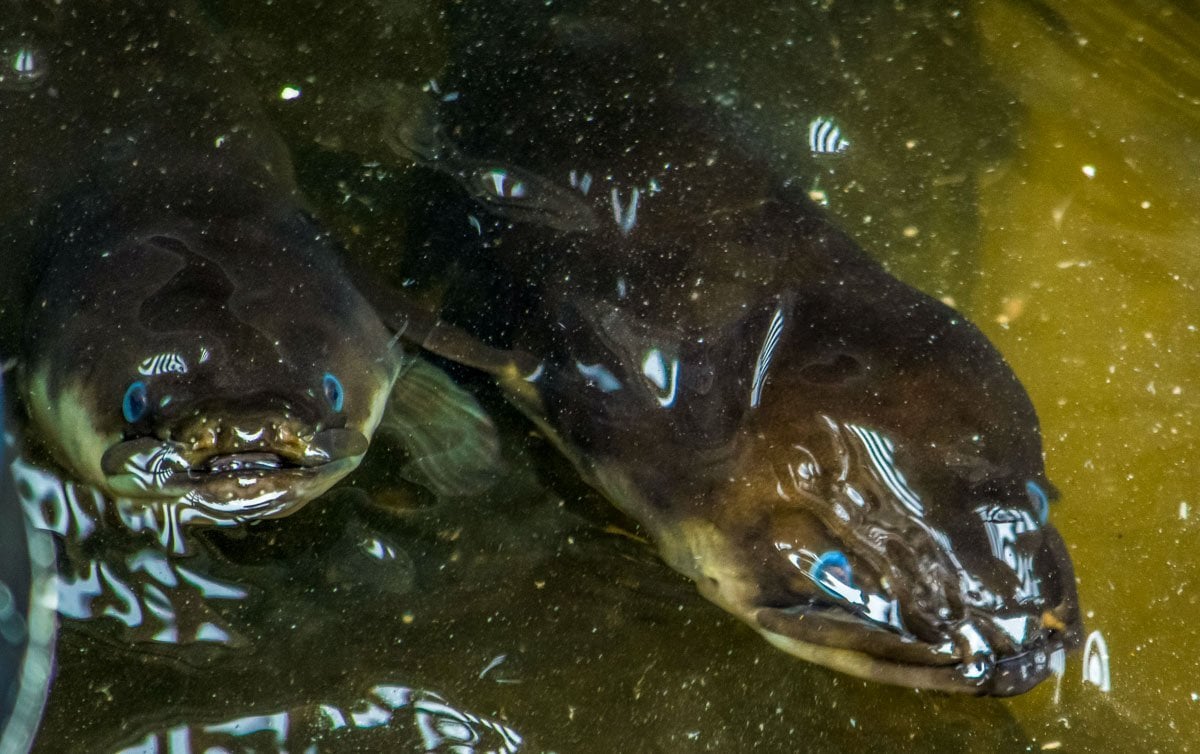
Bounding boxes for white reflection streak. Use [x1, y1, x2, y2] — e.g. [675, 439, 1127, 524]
[575, 360, 622, 392]
[568, 169, 594, 196]
[975, 505, 1041, 602]
[750, 305, 785, 408]
[786, 551, 896, 627]
[115, 686, 523, 753]
[123, 445, 189, 491]
[1082, 630, 1111, 692]
[488, 170, 508, 197]
[14, 48, 36, 74]
[610, 187, 640, 235]
[642, 349, 668, 390]
[54, 562, 102, 619]
[13, 456, 98, 538]
[98, 562, 142, 627]
[349, 703, 392, 728]
[808, 115, 850, 154]
[846, 424, 924, 517]
[204, 712, 289, 745]
[320, 704, 349, 730]
[173, 565, 249, 600]
[479, 653, 507, 679]
[1050, 646, 1067, 705]
[638, 346, 683, 406]
[137, 352, 188, 376]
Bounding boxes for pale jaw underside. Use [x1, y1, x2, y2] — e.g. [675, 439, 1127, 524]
[753, 606, 1065, 696]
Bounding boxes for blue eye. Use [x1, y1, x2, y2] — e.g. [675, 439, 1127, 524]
[810, 550, 853, 595]
[323, 373, 344, 412]
[122, 381, 149, 423]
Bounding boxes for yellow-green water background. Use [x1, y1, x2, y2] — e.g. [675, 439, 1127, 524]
[977, 0, 1200, 745]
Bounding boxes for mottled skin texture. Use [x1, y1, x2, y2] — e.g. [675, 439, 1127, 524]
[390, 0, 1082, 693]
[2, 3, 401, 520]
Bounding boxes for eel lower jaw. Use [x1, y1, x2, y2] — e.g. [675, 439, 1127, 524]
[753, 604, 1073, 696]
[99, 428, 370, 521]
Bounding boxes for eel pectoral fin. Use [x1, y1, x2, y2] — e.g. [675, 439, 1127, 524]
[378, 356, 503, 497]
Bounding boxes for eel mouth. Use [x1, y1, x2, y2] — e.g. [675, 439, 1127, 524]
[752, 599, 1078, 696]
[199, 451, 296, 474]
[100, 426, 369, 520]
[672, 502, 1082, 696]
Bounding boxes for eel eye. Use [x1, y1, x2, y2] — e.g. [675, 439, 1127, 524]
[122, 381, 149, 423]
[323, 373, 344, 412]
[810, 550, 853, 595]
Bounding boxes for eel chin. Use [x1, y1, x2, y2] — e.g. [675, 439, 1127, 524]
[100, 422, 369, 522]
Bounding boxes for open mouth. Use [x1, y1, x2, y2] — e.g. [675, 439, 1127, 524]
[172, 449, 320, 485]
[197, 451, 292, 475]
[101, 427, 370, 519]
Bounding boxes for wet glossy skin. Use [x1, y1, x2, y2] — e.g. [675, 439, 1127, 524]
[395, 1, 1082, 693]
[1, 4, 400, 521]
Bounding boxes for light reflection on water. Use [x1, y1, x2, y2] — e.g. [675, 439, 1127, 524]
[15, 457, 246, 647]
[16, 453, 535, 752]
[116, 685, 523, 754]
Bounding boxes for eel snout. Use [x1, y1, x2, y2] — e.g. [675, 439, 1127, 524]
[670, 497, 1081, 696]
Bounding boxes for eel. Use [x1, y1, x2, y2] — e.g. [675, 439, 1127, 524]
[0, 1, 499, 523]
[380, 0, 1083, 695]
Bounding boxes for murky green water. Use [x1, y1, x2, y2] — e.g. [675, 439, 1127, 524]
[4, 1, 1198, 751]
[976, 1, 1200, 747]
